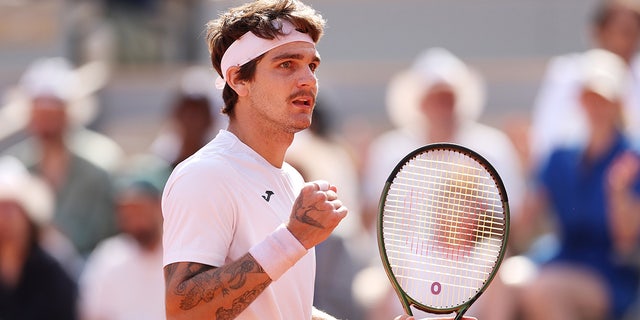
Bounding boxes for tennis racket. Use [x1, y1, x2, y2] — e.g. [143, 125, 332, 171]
[377, 143, 509, 319]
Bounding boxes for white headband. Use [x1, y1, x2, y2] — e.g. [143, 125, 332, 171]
[215, 20, 315, 89]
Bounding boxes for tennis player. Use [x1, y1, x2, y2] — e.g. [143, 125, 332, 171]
[161, 1, 347, 319]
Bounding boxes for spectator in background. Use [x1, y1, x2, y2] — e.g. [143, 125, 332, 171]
[515, 48, 640, 320]
[151, 66, 220, 168]
[1, 57, 124, 173]
[530, 0, 640, 167]
[79, 171, 167, 320]
[0, 156, 78, 320]
[358, 47, 524, 320]
[2, 57, 118, 264]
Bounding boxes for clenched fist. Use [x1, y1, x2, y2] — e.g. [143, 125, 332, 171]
[286, 180, 348, 249]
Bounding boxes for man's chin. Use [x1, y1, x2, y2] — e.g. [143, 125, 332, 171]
[291, 126, 310, 134]
[290, 119, 312, 132]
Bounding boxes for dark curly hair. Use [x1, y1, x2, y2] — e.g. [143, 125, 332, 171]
[206, 0, 326, 115]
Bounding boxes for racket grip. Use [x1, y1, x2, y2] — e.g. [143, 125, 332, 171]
[249, 224, 308, 280]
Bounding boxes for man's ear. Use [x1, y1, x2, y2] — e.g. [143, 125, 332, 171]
[226, 66, 249, 97]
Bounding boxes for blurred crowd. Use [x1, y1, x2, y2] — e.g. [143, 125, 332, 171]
[2, 0, 640, 319]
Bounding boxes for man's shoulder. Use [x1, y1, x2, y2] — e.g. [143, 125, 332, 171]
[163, 146, 244, 201]
[171, 150, 236, 182]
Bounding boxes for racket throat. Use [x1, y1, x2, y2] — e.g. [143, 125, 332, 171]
[454, 305, 471, 320]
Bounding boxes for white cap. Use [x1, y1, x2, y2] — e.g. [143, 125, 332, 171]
[19, 57, 78, 102]
[580, 48, 628, 102]
[386, 47, 486, 133]
[0, 156, 54, 226]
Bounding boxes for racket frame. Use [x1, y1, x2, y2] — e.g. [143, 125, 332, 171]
[376, 143, 510, 319]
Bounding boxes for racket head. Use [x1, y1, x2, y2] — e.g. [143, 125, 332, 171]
[377, 143, 510, 318]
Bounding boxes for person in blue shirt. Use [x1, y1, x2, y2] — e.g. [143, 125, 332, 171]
[517, 48, 640, 320]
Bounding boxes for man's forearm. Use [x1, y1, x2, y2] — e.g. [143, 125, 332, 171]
[165, 253, 272, 320]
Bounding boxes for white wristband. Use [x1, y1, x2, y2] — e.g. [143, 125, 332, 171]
[249, 224, 307, 281]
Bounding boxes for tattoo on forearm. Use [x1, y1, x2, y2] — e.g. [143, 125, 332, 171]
[293, 194, 324, 228]
[176, 263, 218, 310]
[215, 281, 270, 320]
[227, 260, 258, 290]
[169, 256, 270, 318]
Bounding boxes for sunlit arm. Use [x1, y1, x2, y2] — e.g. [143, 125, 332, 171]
[164, 254, 272, 320]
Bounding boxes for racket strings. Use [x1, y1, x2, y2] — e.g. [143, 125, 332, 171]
[382, 149, 506, 309]
[384, 201, 505, 238]
[383, 233, 501, 261]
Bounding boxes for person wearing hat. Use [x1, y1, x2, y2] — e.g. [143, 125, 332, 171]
[529, 0, 640, 168]
[0, 156, 78, 320]
[4, 57, 119, 260]
[515, 48, 640, 320]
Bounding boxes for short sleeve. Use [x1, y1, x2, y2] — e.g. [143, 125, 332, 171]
[162, 161, 236, 267]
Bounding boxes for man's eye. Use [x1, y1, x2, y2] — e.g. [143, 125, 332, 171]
[309, 63, 318, 72]
[280, 61, 292, 68]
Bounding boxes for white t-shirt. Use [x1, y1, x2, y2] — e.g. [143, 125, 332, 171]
[162, 130, 315, 320]
[79, 235, 165, 320]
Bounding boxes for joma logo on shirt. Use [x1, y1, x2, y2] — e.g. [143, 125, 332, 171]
[262, 190, 274, 202]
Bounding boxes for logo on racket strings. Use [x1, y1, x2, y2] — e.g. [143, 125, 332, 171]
[431, 281, 442, 295]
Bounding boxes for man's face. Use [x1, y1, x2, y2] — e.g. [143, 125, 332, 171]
[420, 82, 456, 124]
[28, 96, 68, 140]
[116, 191, 162, 248]
[243, 41, 321, 134]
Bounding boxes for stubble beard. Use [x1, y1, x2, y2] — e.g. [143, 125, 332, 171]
[249, 97, 313, 135]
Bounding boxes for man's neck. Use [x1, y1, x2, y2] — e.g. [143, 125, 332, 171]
[226, 121, 294, 168]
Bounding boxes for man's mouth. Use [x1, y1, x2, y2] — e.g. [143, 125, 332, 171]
[291, 96, 314, 107]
